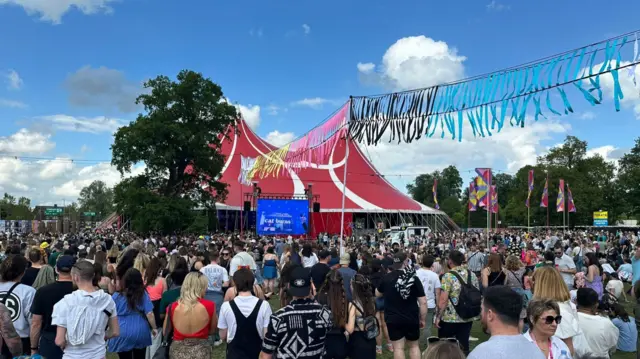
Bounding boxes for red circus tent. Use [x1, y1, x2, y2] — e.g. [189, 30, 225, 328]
[212, 119, 449, 235]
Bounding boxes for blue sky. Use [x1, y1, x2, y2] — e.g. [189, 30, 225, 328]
[0, 0, 639, 205]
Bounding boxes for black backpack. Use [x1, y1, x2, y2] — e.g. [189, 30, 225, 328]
[447, 270, 482, 320]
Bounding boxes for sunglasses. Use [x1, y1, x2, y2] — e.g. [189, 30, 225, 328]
[222, 252, 230, 256]
[541, 315, 562, 325]
[427, 337, 459, 345]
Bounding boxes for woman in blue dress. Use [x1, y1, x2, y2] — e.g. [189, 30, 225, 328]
[108, 268, 157, 359]
[262, 247, 279, 295]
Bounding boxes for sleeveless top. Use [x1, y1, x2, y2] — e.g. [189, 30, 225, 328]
[170, 299, 215, 340]
[487, 271, 506, 287]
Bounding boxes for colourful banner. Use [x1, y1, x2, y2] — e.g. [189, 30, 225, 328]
[526, 169, 534, 208]
[557, 179, 565, 212]
[475, 168, 491, 207]
[432, 179, 439, 210]
[468, 181, 478, 212]
[567, 184, 576, 213]
[490, 185, 498, 213]
[540, 177, 549, 208]
[238, 155, 257, 185]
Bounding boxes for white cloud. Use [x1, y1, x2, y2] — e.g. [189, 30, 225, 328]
[586, 145, 624, 168]
[292, 97, 339, 109]
[363, 117, 570, 190]
[38, 158, 75, 180]
[578, 111, 596, 120]
[0, 98, 27, 108]
[302, 24, 311, 35]
[40, 115, 125, 134]
[0, 129, 55, 154]
[5, 69, 23, 90]
[486, 1, 510, 12]
[266, 130, 296, 147]
[52, 162, 145, 198]
[357, 35, 466, 91]
[266, 105, 280, 116]
[585, 61, 640, 119]
[0, 0, 116, 24]
[237, 104, 261, 129]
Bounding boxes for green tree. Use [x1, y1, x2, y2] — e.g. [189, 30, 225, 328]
[111, 70, 238, 233]
[78, 180, 114, 220]
[407, 165, 463, 217]
[618, 137, 640, 219]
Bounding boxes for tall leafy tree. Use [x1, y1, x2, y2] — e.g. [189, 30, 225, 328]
[78, 180, 114, 219]
[111, 70, 238, 233]
[618, 137, 640, 219]
[407, 165, 462, 216]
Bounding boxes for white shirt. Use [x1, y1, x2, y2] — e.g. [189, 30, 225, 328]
[302, 253, 319, 268]
[606, 280, 624, 299]
[0, 281, 35, 338]
[200, 263, 229, 293]
[554, 301, 580, 340]
[229, 252, 257, 276]
[218, 295, 272, 342]
[574, 312, 619, 358]
[554, 255, 576, 289]
[523, 332, 571, 359]
[416, 268, 441, 308]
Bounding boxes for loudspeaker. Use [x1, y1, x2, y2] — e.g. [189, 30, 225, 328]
[313, 202, 320, 212]
[243, 201, 251, 211]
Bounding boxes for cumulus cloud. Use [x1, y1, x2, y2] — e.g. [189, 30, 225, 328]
[302, 24, 311, 35]
[40, 115, 125, 134]
[266, 130, 296, 147]
[357, 35, 466, 91]
[38, 158, 75, 180]
[237, 104, 261, 129]
[5, 69, 23, 90]
[0, 0, 117, 24]
[64, 66, 143, 113]
[586, 145, 625, 167]
[0, 99, 27, 108]
[51, 162, 146, 199]
[0, 129, 55, 154]
[291, 97, 341, 109]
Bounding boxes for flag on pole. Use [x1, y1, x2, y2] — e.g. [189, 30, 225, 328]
[468, 181, 478, 211]
[567, 183, 576, 213]
[490, 185, 498, 213]
[540, 177, 549, 207]
[238, 156, 257, 185]
[432, 179, 439, 210]
[526, 169, 534, 208]
[475, 168, 491, 207]
[556, 179, 565, 212]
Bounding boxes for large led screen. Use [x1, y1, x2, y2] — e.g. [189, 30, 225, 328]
[256, 199, 309, 235]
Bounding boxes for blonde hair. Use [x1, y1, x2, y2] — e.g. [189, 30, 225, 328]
[107, 245, 120, 258]
[421, 342, 465, 359]
[178, 272, 207, 312]
[532, 266, 570, 302]
[505, 255, 522, 271]
[133, 254, 150, 274]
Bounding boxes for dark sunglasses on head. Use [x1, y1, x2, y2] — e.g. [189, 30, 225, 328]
[427, 337, 459, 345]
[542, 315, 562, 325]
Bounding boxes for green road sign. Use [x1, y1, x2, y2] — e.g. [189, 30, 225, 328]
[83, 212, 96, 216]
[44, 208, 63, 216]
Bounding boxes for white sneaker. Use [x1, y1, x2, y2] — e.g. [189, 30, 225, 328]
[469, 336, 479, 341]
[214, 340, 223, 346]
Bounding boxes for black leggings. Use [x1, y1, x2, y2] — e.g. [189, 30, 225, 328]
[117, 348, 146, 359]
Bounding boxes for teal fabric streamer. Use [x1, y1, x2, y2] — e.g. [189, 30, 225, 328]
[457, 111, 463, 142]
[555, 63, 573, 114]
[545, 91, 562, 116]
[467, 111, 478, 137]
[484, 105, 491, 136]
[490, 104, 498, 130]
[499, 99, 509, 129]
[533, 96, 546, 121]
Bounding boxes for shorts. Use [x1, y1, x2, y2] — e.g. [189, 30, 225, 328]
[375, 297, 385, 312]
[386, 322, 420, 342]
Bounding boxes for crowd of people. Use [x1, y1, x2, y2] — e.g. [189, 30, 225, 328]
[0, 228, 635, 359]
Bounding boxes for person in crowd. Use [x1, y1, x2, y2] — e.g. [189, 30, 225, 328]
[525, 242, 540, 271]
[262, 247, 279, 295]
[48, 242, 64, 267]
[416, 254, 440, 343]
[165, 272, 217, 359]
[260, 266, 331, 359]
[370, 258, 392, 354]
[144, 257, 166, 327]
[482, 253, 506, 288]
[22, 247, 44, 287]
[421, 341, 466, 359]
[573, 288, 619, 359]
[229, 240, 257, 277]
[630, 242, 640, 288]
[532, 266, 580, 355]
[0, 301, 22, 358]
[338, 252, 357, 302]
[159, 258, 189, 321]
[377, 251, 427, 359]
[346, 273, 377, 358]
[316, 269, 348, 359]
[108, 268, 157, 359]
[278, 262, 298, 308]
[199, 251, 228, 346]
[310, 250, 331, 292]
[609, 303, 637, 353]
[289, 243, 302, 266]
[30, 255, 76, 359]
[435, 250, 479, 355]
[218, 269, 272, 359]
[52, 260, 119, 359]
[523, 299, 572, 359]
[466, 242, 486, 281]
[32, 264, 55, 290]
[0, 254, 35, 356]
[605, 272, 626, 301]
[301, 243, 318, 268]
[583, 252, 604, 299]
[468, 286, 544, 359]
[553, 243, 577, 290]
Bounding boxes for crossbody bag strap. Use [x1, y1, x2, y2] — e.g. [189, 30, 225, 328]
[1, 282, 20, 305]
[446, 271, 466, 307]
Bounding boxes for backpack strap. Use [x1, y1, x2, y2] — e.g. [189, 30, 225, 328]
[1, 282, 20, 305]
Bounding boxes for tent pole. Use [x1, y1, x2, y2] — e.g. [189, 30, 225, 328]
[339, 102, 351, 255]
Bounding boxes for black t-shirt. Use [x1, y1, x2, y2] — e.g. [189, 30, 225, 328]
[21, 267, 40, 287]
[310, 263, 331, 290]
[377, 270, 425, 325]
[31, 281, 74, 333]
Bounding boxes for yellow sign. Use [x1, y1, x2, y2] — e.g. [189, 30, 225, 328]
[593, 211, 608, 219]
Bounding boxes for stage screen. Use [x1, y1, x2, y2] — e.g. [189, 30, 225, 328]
[256, 199, 309, 235]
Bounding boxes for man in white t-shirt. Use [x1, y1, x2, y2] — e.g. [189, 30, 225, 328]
[553, 242, 576, 289]
[218, 269, 272, 359]
[574, 288, 618, 358]
[416, 254, 440, 343]
[229, 241, 257, 276]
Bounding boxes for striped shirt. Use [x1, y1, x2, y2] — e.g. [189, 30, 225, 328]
[466, 251, 486, 272]
[261, 298, 331, 359]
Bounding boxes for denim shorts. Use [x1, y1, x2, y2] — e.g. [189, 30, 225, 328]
[375, 297, 385, 312]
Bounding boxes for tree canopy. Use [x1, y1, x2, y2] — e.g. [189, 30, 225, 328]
[407, 135, 640, 228]
[78, 180, 114, 219]
[111, 70, 238, 233]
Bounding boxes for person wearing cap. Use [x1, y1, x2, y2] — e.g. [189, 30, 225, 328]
[260, 266, 331, 359]
[338, 252, 357, 302]
[375, 251, 427, 359]
[30, 255, 77, 359]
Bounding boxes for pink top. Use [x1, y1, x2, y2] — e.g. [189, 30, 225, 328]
[146, 278, 165, 301]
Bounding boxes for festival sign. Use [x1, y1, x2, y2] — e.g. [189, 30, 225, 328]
[593, 211, 608, 227]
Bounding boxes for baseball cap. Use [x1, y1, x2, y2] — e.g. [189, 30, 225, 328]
[392, 252, 407, 270]
[56, 255, 77, 272]
[288, 266, 312, 297]
[339, 252, 351, 265]
[40, 242, 49, 249]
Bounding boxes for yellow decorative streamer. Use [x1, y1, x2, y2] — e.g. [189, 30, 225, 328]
[247, 144, 291, 179]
